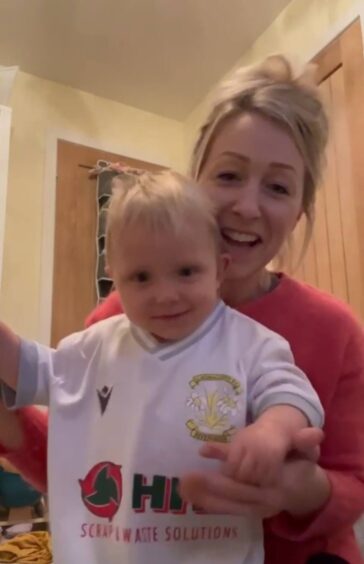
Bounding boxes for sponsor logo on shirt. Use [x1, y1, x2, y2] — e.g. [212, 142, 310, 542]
[78, 465, 240, 544]
[79, 461, 122, 521]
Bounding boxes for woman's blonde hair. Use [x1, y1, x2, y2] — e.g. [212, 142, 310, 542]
[106, 169, 220, 262]
[191, 54, 329, 265]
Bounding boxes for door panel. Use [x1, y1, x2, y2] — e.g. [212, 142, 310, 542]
[291, 19, 364, 320]
[52, 141, 163, 346]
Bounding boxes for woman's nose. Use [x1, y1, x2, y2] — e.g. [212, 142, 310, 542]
[231, 182, 261, 220]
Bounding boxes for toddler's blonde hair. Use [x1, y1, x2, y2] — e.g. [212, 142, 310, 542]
[106, 169, 220, 261]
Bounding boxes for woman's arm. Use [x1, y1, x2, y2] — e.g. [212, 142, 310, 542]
[0, 403, 48, 492]
[0, 399, 26, 451]
[268, 324, 364, 540]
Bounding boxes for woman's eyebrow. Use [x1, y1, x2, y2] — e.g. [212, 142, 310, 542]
[219, 152, 298, 176]
[270, 162, 297, 175]
[220, 151, 249, 162]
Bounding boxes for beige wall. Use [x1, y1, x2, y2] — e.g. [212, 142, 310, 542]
[0, 71, 184, 339]
[184, 0, 363, 167]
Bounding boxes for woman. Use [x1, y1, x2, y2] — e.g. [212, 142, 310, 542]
[1, 55, 364, 563]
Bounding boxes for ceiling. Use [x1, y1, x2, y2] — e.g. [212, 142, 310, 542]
[0, 0, 292, 120]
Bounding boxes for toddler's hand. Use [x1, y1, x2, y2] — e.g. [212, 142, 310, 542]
[223, 422, 290, 485]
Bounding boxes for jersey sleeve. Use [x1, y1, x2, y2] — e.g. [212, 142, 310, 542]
[268, 319, 364, 539]
[0, 325, 97, 492]
[1, 339, 54, 408]
[247, 334, 324, 428]
[0, 315, 113, 491]
[2, 328, 86, 409]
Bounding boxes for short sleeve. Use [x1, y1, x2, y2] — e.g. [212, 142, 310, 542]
[247, 335, 324, 428]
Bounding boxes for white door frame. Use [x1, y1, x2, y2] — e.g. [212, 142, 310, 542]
[0, 105, 11, 291]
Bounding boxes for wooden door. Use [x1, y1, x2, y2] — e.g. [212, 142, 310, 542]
[291, 19, 364, 320]
[52, 141, 162, 346]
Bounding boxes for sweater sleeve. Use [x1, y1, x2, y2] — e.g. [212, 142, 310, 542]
[0, 406, 48, 493]
[84, 291, 122, 327]
[268, 320, 364, 540]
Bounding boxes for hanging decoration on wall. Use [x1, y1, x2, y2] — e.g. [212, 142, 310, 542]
[89, 161, 119, 304]
[89, 161, 147, 304]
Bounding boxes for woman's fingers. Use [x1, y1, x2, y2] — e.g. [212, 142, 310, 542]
[189, 433, 323, 519]
[179, 472, 253, 515]
[179, 471, 280, 517]
[180, 470, 278, 506]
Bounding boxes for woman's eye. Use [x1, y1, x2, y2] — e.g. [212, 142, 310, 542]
[268, 183, 289, 195]
[216, 171, 240, 183]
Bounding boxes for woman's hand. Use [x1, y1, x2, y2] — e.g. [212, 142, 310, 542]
[180, 466, 285, 518]
[179, 427, 330, 518]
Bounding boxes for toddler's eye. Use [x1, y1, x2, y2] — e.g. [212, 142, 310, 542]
[135, 271, 150, 283]
[179, 266, 198, 277]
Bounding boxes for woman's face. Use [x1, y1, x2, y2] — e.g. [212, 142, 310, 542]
[198, 112, 305, 284]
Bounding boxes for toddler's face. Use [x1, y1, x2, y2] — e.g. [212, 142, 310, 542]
[109, 220, 226, 342]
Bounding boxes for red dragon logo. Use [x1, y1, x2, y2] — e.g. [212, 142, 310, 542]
[79, 462, 122, 521]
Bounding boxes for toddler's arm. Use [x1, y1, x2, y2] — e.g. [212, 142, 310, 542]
[0, 322, 21, 391]
[225, 332, 324, 485]
[226, 404, 309, 484]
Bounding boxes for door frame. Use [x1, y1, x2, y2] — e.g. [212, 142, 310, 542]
[39, 129, 169, 344]
[0, 105, 11, 292]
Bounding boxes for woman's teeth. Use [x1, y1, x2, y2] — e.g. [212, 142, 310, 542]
[222, 229, 260, 245]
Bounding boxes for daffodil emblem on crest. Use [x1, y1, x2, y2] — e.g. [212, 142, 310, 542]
[186, 374, 243, 443]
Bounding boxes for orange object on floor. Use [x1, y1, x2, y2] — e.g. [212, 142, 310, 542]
[0, 531, 52, 563]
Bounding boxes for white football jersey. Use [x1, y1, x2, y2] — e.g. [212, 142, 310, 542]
[9, 301, 323, 564]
